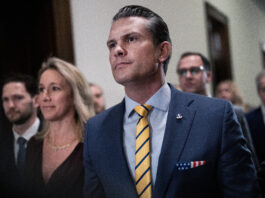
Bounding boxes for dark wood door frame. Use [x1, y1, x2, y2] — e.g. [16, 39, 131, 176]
[205, 2, 233, 93]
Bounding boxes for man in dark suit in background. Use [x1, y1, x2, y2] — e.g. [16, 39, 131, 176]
[0, 73, 41, 197]
[83, 5, 260, 197]
[246, 69, 265, 196]
[176, 51, 260, 171]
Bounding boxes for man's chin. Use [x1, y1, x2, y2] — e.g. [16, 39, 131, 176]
[12, 117, 29, 125]
[183, 87, 196, 93]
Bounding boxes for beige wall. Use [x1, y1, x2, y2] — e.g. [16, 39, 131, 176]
[70, 0, 265, 108]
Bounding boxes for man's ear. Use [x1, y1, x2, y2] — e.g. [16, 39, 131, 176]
[156, 41, 171, 63]
[33, 95, 40, 108]
[206, 71, 212, 83]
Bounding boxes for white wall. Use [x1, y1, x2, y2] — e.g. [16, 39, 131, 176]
[70, 0, 265, 108]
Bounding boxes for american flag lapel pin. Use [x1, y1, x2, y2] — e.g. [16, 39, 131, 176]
[176, 113, 183, 120]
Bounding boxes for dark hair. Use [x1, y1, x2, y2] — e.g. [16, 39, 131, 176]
[113, 5, 172, 74]
[177, 52, 211, 72]
[1, 73, 38, 97]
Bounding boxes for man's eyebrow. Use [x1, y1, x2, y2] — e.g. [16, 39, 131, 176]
[107, 32, 141, 46]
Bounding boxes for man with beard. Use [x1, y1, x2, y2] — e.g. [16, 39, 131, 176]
[0, 73, 41, 197]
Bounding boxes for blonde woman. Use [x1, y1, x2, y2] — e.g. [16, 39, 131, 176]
[215, 79, 250, 112]
[24, 57, 94, 198]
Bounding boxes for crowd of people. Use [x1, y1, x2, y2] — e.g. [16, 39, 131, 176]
[0, 4, 265, 198]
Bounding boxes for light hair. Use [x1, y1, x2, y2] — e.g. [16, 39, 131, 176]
[216, 80, 247, 111]
[36, 57, 95, 141]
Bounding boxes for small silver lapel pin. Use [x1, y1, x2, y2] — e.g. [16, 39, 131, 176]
[176, 113, 183, 120]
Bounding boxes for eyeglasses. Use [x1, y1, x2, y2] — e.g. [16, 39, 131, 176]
[177, 65, 205, 77]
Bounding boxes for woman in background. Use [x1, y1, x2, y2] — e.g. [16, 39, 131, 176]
[215, 79, 252, 113]
[24, 57, 94, 198]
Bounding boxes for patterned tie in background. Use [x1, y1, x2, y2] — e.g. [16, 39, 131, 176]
[134, 104, 153, 198]
[17, 137, 27, 175]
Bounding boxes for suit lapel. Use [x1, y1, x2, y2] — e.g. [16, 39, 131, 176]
[102, 100, 137, 196]
[153, 88, 196, 198]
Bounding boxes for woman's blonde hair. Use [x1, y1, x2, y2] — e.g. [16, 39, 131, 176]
[36, 57, 95, 141]
[216, 79, 248, 111]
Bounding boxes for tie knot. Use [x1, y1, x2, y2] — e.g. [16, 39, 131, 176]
[134, 104, 153, 117]
[17, 137, 27, 146]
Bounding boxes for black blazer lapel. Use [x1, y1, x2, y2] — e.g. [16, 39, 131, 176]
[153, 87, 196, 198]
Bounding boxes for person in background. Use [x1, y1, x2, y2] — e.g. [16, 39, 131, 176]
[246, 70, 265, 197]
[24, 57, 94, 198]
[216, 79, 252, 113]
[177, 52, 260, 173]
[0, 73, 41, 197]
[83, 5, 260, 197]
[89, 83, 106, 114]
[177, 52, 212, 96]
[215, 79, 260, 170]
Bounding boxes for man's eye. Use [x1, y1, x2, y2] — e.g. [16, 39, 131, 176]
[14, 96, 24, 100]
[2, 98, 8, 102]
[39, 87, 44, 93]
[128, 36, 136, 42]
[108, 43, 116, 49]
[190, 70, 198, 75]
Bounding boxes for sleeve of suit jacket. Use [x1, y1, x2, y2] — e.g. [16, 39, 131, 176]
[218, 102, 261, 197]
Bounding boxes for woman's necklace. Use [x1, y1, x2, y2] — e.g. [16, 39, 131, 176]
[46, 136, 78, 152]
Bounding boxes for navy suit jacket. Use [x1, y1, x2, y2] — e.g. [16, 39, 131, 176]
[246, 107, 265, 163]
[0, 119, 42, 198]
[84, 86, 260, 198]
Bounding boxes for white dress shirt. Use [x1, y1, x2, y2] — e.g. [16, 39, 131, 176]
[13, 117, 40, 163]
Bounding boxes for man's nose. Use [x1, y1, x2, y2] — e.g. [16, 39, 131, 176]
[114, 43, 127, 57]
[185, 70, 193, 78]
[7, 99, 15, 108]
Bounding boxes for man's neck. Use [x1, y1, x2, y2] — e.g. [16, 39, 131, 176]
[198, 89, 209, 97]
[125, 80, 164, 104]
[124, 67, 165, 104]
[13, 114, 37, 136]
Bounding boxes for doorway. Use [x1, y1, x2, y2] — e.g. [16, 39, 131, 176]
[0, 0, 74, 81]
[205, 2, 233, 93]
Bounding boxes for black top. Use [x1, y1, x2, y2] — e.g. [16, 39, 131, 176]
[24, 138, 84, 198]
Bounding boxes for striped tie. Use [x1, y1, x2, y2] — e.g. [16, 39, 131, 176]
[134, 104, 153, 198]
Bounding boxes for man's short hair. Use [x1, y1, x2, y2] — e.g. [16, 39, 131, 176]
[177, 52, 212, 72]
[1, 73, 38, 97]
[113, 5, 172, 74]
[255, 69, 265, 91]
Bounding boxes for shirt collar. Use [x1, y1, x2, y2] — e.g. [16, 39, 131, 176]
[13, 117, 40, 141]
[125, 83, 171, 118]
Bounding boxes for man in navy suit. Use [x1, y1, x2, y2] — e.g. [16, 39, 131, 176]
[0, 73, 41, 197]
[246, 70, 265, 196]
[84, 5, 260, 197]
[246, 70, 265, 164]
[177, 51, 260, 171]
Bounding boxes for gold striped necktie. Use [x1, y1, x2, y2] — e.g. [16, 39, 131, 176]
[134, 104, 153, 198]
